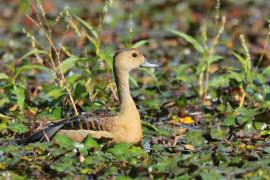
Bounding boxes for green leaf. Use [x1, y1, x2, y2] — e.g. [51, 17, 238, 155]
[201, 168, 224, 180]
[206, 55, 223, 64]
[107, 143, 132, 160]
[209, 75, 230, 88]
[142, 98, 160, 110]
[73, 81, 87, 99]
[74, 15, 98, 38]
[53, 134, 73, 148]
[141, 120, 164, 135]
[132, 40, 151, 48]
[50, 107, 62, 120]
[0, 122, 8, 131]
[0, 73, 9, 80]
[261, 130, 270, 136]
[223, 116, 236, 126]
[8, 122, 28, 134]
[227, 71, 244, 83]
[129, 76, 138, 87]
[236, 108, 257, 124]
[210, 126, 229, 140]
[116, 176, 133, 180]
[232, 51, 251, 83]
[264, 93, 270, 101]
[0, 113, 12, 121]
[58, 56, 88, 74]
[83, 135, 100, 149]
[14, 64, 51, 81]
[17, 49, 47, 62]
[254, 122, 267, 130]
[46, 88, 64, 98]
[12, 85, 25, 111]
[185, 130, 204, 146]
[263, 146, 270, 154]
[233, 52, 247, 71]
[168, 28, 204, 54]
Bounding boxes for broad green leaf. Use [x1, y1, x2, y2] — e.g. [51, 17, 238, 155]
[142, 98, 160, 110]
[168, 28, 204, 54]
[263, 146, 270, 154]
[210, 126, 229, 140]
[264, 93, 270, 101]
[261, 130, 270, 136]
[73, 81, 87, 99]
[150, 156, 177, 173]
[0, 73, 9, 80]
[116, 176, 133, 180]
[206, 55, 223, 64]
[0, 114, 11, 131]
[50, 107, 62, 120]
[53, 134, 73, 147]
[12, 86, 25, 111]
[236, 108, 257, 125]
[50, 156, 75, 173]
[223, 116, 236, 126]
[98, 47, 114, 64]
[0, 122, 8, 131]
[58, 56, 88, 74]
[66, 74, 81, 85]
[254, 122, 267, 130]
[83, 135, 100, 149]
[0, 113, 12, 121]
[262, 65, 270, 75]
[201, 168, 224, 180]
[46, 88, 64, 98]
[173, 64, 194, 82]
[107, 143, 132, 160]
[185, 130, 204, 146]
[227, 71, 244, 83]
[8, 122, 28, 134]
[14, 64, 51, 81]
[209, 75, 230, 88]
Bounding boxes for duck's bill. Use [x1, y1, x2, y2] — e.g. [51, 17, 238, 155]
[140, 60, 162, 68]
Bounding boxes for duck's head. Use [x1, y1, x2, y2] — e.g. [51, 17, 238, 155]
[113, 48, 161, 72]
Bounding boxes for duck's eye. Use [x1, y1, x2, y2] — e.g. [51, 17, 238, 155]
[132, 53, 138, 58]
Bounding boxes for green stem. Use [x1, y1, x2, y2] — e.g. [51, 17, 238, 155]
[204, 65, 210, 100]
[198, 72, 204, 99]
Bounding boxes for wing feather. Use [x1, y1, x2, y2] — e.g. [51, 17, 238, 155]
[18, 113, 115, 145]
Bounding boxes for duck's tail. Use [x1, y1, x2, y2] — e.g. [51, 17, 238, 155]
[16, 120, 66, 145]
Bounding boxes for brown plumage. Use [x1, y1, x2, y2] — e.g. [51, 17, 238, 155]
[18, 48, 161, 145]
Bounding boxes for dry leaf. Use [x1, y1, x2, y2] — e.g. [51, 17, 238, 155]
[9, 104, 18, 112]
[174, 127, 188, 136]
[79, 153, 85, 163]
[183, 144, 195, 151]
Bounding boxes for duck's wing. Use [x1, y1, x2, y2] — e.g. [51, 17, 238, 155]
[62, 113, 115, 131]
[17, 113, 115, 145]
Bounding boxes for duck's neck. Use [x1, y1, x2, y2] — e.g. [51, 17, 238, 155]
[114, 68, 138, 116]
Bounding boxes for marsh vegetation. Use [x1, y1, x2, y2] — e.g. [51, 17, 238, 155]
[1, 0, 270, 179]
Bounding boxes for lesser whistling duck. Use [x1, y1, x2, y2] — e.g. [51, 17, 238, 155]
[19, 48, 161, 145]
